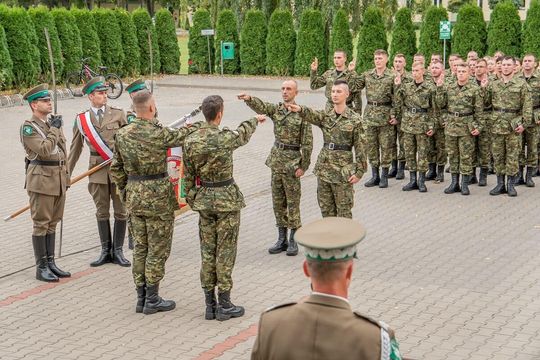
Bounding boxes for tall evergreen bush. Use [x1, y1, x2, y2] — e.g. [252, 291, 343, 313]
[487, 0, 521, 56]
[0, 25, 13, 89]
[452, 4, 487, 59]
[240, 9, 267, 75]
[114, 9, 140, 76]
[155, 9, 180, 74]
[418, 6, 449, 61]
[215, 9, 239, 74]
[92, 9, 124, 75]
[295, 9, 325, 76]
[389, 7, 416, 70]
[132, 8, 161, 75]
[188, 8, 214, 74]
[52, 8, 83, 78]
[265, 9, 296, 76]
[522, 0, 540, 58]
[71, 8, 101, 70]
[329, 9, 353, 68]
[355, 6, 387, 73]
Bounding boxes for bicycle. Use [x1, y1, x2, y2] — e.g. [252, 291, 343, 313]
[66, 58, 123, 99]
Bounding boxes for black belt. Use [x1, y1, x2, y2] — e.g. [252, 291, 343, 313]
[407, 107, 429, 114]
[447, 111, 474, 117]
[483, 106, 493, 112]
[200, 178, 235, 188]
[274, 141, 301, 151]
[127, 172, 168, 181]
[90, 151, 100, 156]
[29, 160, 65, 166]
[323, 142, 352, 151]
[367, 100, 392, 107]
[493, 107, 520, 114]
[533, 104, 540, 110]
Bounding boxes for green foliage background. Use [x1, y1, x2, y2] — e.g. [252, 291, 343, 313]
[295, 8, 325, 76]
[188, 8, 214, 74]
[52, 8, 83, 78]
[240, 9, 267, 75]
[452, 4, 487, 59]
[114, 9, 141, 76]
[487, 0, 522, 56]
[71, 8, 101, 70]
[132, 8, 161, 75]
[356, 6, 388, 73]
[155, 9, 180, 74]
[265, 9, 296, 76]
[389, 7, 416, 70]
[215, 9, 240, 74]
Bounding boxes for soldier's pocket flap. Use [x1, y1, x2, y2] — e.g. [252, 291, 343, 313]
[31, 166, 53, 176]
[340, 163, 356, 182]
[105, 123, 120, 130]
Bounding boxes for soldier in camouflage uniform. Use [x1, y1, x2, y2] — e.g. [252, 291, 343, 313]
[183, 96, 265, 321]
[391, 54, 410, 179]
[238, 80, 313, 256]
[287, 80, 366, 219]
[394, 62, 436, 193]
[474, 59, 493, 186]
[481, 56, 532, 197]
[347, 49, 397, 189]
[516, 54, 540, 187]
[435, 63, 483, 196]
[428, 59, 447, 182]
[110, 92, 200, 315]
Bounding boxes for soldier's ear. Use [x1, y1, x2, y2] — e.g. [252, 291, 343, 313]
[302, 260, 310, 278]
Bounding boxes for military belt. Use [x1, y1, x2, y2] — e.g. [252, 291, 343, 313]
[493, 107, 520, 114]
[200, 178, 235, 188]
[407, 107, 428, 114]
[367, 100, 392, 107]
[29, 160, 65, 166]
[274, 141, 301, 151]
[323, 142, 352, 151]
[483, 106, 493, 112]
[447, 111, 474, 117]
[127, 172, 168, 182]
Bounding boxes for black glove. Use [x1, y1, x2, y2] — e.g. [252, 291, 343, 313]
[49, 115, 63, 128]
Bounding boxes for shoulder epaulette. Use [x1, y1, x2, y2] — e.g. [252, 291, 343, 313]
[109, 105, 124, 111]
[264, 302, 296, 313]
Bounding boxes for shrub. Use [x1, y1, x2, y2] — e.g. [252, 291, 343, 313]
[265, 9, 296, 76]
[0, 24, 13, 89]
[487, 0, 521, 56]
[114, 9, 140, 76]
[295, 9, 325, 76]
[188, 8, 214, 74]
[240, 9, 267, 75]
[22, 8, 42, 81]
[132, 8, 161, 75]
[92, 8, 124, 75]
[329, 9, 353, 69]
[155, 9, 180, 74]
[214, 9, 240, 74]
[389, 7, 416, 70]
[71, 8, 101, 70]
[355, 6, 387, 73]
[522, 0, 540, 58]
[452, 4, 487, 59]
[52, 8, 83, 78]
[418, 6, 449, 61]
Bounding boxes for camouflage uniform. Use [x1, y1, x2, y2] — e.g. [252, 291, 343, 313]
[244, 97, 313, 229]
[183, 119, 259, 292]
[435, 81, 483, 176]
[473, 78, 493, 170]
[518, 72, 540, 168]
[428, 77, 447, 168]
[483, 77, 533, 176]
[310, 69, 360, 112]
[393, 71, 412, 164]
[299, 106, 366, 218]
[110, 117, 199, 287]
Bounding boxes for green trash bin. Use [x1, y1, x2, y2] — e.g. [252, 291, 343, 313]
[222, 42, 235, 60]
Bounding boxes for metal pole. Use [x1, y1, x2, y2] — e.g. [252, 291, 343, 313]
[220, 41, 223, 76]
[207, 36, 212, 74]
[443, 39, 446, 69]
[148, 30, 154, 93]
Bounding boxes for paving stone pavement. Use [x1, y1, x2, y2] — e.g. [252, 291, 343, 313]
[1, 75, 539, 360]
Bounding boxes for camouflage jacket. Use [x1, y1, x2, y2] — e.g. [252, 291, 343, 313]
[110, 117, 201, 217]
[518, 71, 540, 126]
[310, 68, 358, 109]
[245, 97, 313, 174]
[299, 106, 366, 184]
[394, 79, 436, 134]
[183, 119, 259, 212]
[483, 76, 533, 134]
[349, 68, 396, 127]
[435, 81, 483, 137]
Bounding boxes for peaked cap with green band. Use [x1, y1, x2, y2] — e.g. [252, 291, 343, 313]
[295, 217, 366, 261]
[126, 79, 148, 94]
[23, 84, 51, 102]
[82, 76, 109, 95]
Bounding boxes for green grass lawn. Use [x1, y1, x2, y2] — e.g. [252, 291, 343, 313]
[178, 35, 189, 75]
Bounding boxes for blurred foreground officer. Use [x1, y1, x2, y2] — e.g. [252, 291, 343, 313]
[110, 91, 199, 315]
[21, 84, 70, 282]
[251, 217, 402, 360]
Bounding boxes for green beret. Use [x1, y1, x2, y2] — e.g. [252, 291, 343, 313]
[23, 84, 51, 102]
[82, 76, 108, 95]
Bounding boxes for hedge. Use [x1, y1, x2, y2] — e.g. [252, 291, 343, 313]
[389, 7, 416, 70]
[0, 25, 13, 89]
[452, 4, 487, 59]
[263, 0, 279, 19]
[266, 9, 296, 76]
[295, 9, 325, 76]
[22, 8, 42, 81]
[92, 9, 124, 75]
[71, 8, 101, 70]
[329, 9, 353, 68]
[215, 9, 239, 74]
[188, 8, 214, 74]
[356, 6, 387, 73]
[240, 9, 267, 75]
[418, 6, 449, 62]
[487, 0, 521, 56]
[522, 0, 540, 58]
[28, 5, 63, 83]
[114, 9, 140, 76]
[132, 8, 161, 75]
[155, 9, 180, 74]
[52, 8, 83, 78]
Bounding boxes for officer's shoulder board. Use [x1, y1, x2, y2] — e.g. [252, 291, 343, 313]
[263, 302, 296, 313]
[109, 105, 124, 112]
[354, 311, 395, 360]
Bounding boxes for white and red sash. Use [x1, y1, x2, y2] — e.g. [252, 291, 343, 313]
[76, 111, 114, 161]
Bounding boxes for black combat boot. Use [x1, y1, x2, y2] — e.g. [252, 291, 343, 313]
[396, 161, 406, 180]
[507, 176, 517, 197]
[216, 291, 245, 321]
[536, 166, 540, 177]
[136, 286, 145, 313]
[268, 227, 288, 254]
[379, 167, 389, 188]
[402, 171, 418, 191]
[515, 166, 525, 186]
[425, 163, 436, 181]
[435, 164, 445, 183]
[45, 233, 70, 278]
[364, 167, 380, 187]
[143, 283, 176, 315]
[461, 175, 471, 196]
[525, 166, 535, 187]
[388, 160, 398, 178]
[445, 165, 450, 173]
[478, 167, 488, 187]
[32, 235, 58, 282]
[417, 172, 427, 192]
[489, 175, 506, 196]
[112, 220, 131, 267]
[444, 174, 460, 194]
[91, 220, 112, 267]
[469, 167, 478, 184]
[286, 228, 298, 256]
[204, 288, 217, 320]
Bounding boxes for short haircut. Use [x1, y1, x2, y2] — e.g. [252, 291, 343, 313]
[476, 59, 487, 66]
[334, 49, 347, 58]
[374, 49, 388, 56]
[431, 53, 442, 59]
[414, 53, 425, 60]
[306, 259, 350, 283]
[132, 91, 153, 113]
[449, 53, 460, 58]
[496, 56, 504, 63]
[456, 63, 469, 69]
[523, 53, 536, 61]
[201, 95, 224, 121]
[333, 79, 349, 89]
[394, 53, 405, 60]
[431, 59, 443, 65]
[412, 61, 424, 69]
[502, 55, 515, 64]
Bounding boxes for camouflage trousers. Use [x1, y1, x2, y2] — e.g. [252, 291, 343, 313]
[365, 124, 395, 168]
[492, 133, 522, 176]
[473, 130, 491, 168]
[131, 214, 174, 288]
[198, 210, 240, 292]
[519, 126, 539, 167]
[271, 172, 301, 229]
[428, 125, 447, 166]
[317, 179, 354, 219]
[446, 134, 475, 175]
[402, 132, 430, 172]
[391, 123, 405, 161]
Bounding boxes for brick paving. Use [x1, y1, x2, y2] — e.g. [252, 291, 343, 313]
[1, 75, 539, 360]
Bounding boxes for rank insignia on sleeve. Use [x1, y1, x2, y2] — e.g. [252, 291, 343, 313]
[23, 125, 33, 136]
